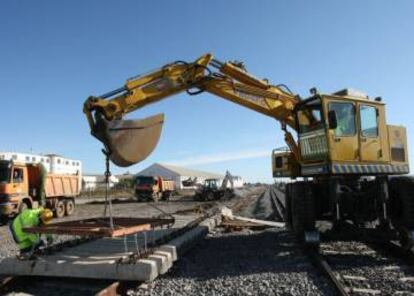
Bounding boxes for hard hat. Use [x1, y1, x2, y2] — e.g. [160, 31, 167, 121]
[40, 209, 53, 224]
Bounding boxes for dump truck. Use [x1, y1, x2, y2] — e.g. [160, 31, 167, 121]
[135, 175, 174, 202]
[0, 159, 81, 220]
[83, 53, 412, 248]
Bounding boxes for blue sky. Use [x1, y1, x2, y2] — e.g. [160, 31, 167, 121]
[1, 1, 413, 182]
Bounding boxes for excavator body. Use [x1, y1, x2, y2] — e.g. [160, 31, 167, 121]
[273, 89, 412, 246]
[83, 53, 413, 248]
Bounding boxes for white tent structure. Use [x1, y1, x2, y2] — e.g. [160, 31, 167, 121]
[136, 163, 224, 190]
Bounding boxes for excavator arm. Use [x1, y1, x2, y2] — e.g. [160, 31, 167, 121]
[83, 53, 301, 166]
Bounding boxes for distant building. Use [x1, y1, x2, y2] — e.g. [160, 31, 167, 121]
[116, 173, 135, 182]
[0, 152, 82, 175]
[82, 174, 119, 191]
[136, 163, 224, 190]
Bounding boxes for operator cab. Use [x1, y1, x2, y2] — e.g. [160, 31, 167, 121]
[295, 88, 409, 177]
[204, 178, 219, 189]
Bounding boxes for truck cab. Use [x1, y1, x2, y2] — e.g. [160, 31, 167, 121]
[0, 160, 35, 217]
[0, 159, 80, 220]
[135, 175, 174, 202]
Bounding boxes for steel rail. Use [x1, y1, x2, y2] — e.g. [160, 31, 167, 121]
[307, 252, 350, 296]
[367, 240, 414, 265]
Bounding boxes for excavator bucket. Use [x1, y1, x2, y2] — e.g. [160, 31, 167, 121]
[92, 113, 164, 167]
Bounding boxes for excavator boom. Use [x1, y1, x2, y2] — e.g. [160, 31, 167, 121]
[83, 53, 300, 166]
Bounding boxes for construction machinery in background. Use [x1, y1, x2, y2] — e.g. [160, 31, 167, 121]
[193, 178, 226, 201]
[135, 175, 174, 202]
[181, 177, 198, 187]
[0, 159, 81, 220]
[83, 53, 412, 247]
[194, 171, 235, 201]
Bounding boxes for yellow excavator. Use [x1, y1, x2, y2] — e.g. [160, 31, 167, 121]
[83, 53, 412, 246]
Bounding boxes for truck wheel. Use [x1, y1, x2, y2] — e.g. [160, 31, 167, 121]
[65, 199, 75, 216]
[136, 194, 146, 202]
[206, 192, 215, 201]
[54, 200, 65, 218]
[0, 216, 8, 225]
[152, 193, 161, 202]
[162, 191, 172, 201]
[291, 182, 316, 242]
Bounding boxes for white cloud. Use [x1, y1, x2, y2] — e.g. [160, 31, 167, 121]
[164, 149, 270, 166]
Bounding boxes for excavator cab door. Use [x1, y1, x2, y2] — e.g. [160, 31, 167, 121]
[326, 100, 359, 162]
[358, 104, 381, 162]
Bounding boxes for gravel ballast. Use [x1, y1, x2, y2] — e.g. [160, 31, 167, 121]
[320, 241, 414, 294]
[134, 227, 334, 296]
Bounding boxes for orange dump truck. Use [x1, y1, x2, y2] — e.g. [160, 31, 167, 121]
[0, 160, 81, 220]
[135, 175, 174, 201]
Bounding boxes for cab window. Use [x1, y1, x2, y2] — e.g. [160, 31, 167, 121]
[0, 166, 10, 183]
[275, 156, 283, 168]
[329, 102, 356, 136]
[360, 105, 378, 137]
[297, 99, 324, 133]
[12, 168, 24, 183]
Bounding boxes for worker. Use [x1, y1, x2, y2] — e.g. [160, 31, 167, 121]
[334, 105, 355, 136]
[9, 208, 54, 256]
[13, 169, 23, 183]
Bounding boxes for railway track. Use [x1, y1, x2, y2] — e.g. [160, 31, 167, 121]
[308, 240, 414, 295]
[270, 184, 414, 295]
[268, 185, 287, 222]
[0, 187, 266, 296]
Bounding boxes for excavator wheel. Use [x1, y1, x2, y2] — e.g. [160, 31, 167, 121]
[284, 183, 293, 227]
[206, 191, 215, 201]
[389, 176, 414, 247]
[291, 181, 316, 244]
